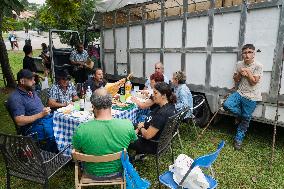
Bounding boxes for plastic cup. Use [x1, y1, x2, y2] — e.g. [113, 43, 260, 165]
[74, 101, 80, 111]
[120, 95, 126, 103]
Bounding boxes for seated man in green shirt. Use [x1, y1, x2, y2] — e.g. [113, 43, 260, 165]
[72, 88, 137, 177]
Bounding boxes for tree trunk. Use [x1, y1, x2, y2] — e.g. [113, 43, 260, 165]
[0, 8, 17, 88]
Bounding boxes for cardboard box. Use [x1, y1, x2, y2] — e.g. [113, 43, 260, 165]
[233, 0, 243, 6]
[146, 11, 161, 20]
[196, 1, 211, 11]
[166, 7, 182, 17]
[188, 3, 196, 13]
[215, 0, 223, 8]
[248, 0, 256, 3]
[224, 0, 233, 7]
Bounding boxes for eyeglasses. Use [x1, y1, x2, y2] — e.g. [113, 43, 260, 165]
[242, 51, 254, 55]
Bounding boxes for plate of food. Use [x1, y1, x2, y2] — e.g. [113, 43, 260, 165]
[112, 102, 135, 111]
[57, 104, 74, 114]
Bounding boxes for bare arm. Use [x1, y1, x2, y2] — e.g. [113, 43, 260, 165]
[14, 107, 50, 126]
[70, 60, 85, 66]
[243, 69, 260, 86]
[131, 97, 154, 109]
[140, 126, 159, 140]
[47, 99, 67, 109]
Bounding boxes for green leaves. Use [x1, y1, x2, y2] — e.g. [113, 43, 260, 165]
[38, 0, 97, 33]
[3, 0, 24, 14]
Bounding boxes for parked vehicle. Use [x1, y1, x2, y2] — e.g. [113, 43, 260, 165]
[49, 29, 101, 80]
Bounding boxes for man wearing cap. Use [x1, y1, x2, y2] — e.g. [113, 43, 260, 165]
[47, 71, 79, 109]
[6, 69, 57, 152]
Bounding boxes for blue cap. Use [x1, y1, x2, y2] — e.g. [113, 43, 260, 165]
[17, 69, 33, 81]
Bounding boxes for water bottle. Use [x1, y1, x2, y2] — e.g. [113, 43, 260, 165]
[85, 86, 92, 111]
[86, 86, 92, 102]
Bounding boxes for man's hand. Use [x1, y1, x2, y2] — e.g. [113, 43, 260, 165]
[240, 68, 251, 77]
[137, 122, 144, 130]
[135, 122, 144, 134]
[131, 97, 139, 104]
[233, 72, 242, 83]
[75, 61, 86, 68]
[240, 68, 260, 86]
[41, 107, 51, 117]
[140, 90, 149, 96]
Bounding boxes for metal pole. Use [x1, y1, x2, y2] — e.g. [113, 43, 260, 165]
[270, 49, 283, 169]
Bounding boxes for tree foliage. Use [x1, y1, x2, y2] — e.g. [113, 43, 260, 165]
[0, 0, 24, 88]
[38, 0, 99, 34]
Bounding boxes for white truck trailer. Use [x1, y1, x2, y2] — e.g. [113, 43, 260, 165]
[93, 0, 284, 127]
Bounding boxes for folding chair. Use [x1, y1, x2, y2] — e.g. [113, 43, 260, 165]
[159, 140, 225, 189]
[0, 133, 71, 189]
[173, 107, 191, 149]
[72, 148, 127, 189]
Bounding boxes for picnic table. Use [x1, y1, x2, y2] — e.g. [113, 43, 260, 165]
[53, 105, 149, 155]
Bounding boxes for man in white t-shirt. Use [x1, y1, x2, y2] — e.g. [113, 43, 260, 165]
[223, 44, 263, 150]
[144, 62, 169, 90]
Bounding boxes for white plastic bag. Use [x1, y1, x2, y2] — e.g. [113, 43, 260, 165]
[169, 154, 209, 189]
[41, 77, 49, 89]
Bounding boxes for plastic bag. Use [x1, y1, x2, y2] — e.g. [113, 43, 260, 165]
[41, 77, 49, 89]
[169, 154, 209, 189]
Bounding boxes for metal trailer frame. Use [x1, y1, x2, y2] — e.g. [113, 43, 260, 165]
[96, 0, 284, 126]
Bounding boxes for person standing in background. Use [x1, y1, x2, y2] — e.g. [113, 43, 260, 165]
[10, 31, 19, 50]
[25, 28, 31, 46]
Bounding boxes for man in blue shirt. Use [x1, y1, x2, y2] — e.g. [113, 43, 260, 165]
[7, 69, 57, 152]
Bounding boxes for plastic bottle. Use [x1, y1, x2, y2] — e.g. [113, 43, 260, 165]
[86, 86, 92, 102]
[125, 80, 132, 100]
[85, 86, 92, 111]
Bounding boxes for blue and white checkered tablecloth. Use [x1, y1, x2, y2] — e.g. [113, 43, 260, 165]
[53, 106, 149, 156]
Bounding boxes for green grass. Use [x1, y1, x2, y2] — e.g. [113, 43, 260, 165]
[0, 50, 41, 88]
[0, 51, 284, 188]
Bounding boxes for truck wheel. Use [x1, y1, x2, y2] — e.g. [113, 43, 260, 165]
[194, 100, 211, 128]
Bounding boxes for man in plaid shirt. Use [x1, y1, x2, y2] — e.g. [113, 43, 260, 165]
[48, 71, 79, 110]
[70, 42, 90, 83]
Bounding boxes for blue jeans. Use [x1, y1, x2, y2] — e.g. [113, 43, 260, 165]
[21, 114, 58, 152]
[223, 92, 257, 142]
[223, 92, 257, 121]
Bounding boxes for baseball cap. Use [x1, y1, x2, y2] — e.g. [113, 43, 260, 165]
[17, 69, 33, 81]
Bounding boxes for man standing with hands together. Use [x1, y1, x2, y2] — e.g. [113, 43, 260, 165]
[223, 44, 263, 150]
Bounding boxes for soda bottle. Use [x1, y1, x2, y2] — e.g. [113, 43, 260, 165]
[125, 80, 132, 100]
